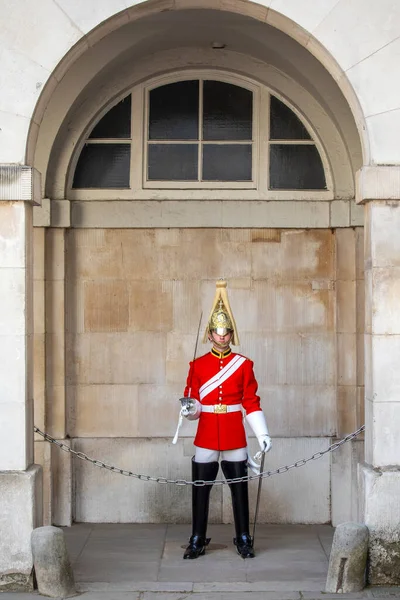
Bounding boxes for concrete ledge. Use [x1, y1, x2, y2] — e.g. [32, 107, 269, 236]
[0, 165, 42, 205]
[0, 465, 43, 591]
[356, 166, 400, 204]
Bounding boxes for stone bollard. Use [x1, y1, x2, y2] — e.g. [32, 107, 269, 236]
[326, 522, 369, 593]
[31, 526, 77, 598]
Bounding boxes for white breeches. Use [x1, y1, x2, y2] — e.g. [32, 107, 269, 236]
[194, 446, 247, 463]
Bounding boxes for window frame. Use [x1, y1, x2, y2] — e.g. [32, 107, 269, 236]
[143, 72, 259, 189]
[68, 69, 333, 201]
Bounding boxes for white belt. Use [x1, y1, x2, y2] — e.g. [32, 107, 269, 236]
[201, 403, 242, 414]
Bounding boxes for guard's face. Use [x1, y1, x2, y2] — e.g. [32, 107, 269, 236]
[209, 330, 233, 351]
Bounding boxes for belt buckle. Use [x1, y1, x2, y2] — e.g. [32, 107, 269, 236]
[214, 403, 227, 414]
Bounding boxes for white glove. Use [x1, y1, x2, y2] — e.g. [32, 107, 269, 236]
[245, 410, 272, 453]
[179, 398, 202, 421]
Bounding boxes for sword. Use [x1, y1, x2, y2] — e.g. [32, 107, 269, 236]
[252, 444, 266, 546]
[173, 312, 203, 443]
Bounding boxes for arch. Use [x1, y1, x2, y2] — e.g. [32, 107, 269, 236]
[23, 0, 370, 175]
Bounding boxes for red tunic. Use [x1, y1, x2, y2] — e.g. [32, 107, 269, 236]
[184, 348, 261, 451]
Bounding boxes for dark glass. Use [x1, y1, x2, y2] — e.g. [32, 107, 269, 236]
[149, 81, 199, 140]
[89, 96, 131, 139]
[202, 144, 252, 181]
[148, 144, 198, 181]
[269, 144, 326, 190]
[203, 81, 252, 141]
[270, 95, 311, 140]
[72, 144, 130, 188]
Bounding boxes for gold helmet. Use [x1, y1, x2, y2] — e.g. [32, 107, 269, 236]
[203, 280, 240, 346]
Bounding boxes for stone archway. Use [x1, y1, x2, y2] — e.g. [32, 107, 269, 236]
[1, 0, 400, 588]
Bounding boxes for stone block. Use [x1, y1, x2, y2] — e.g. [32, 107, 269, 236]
[34, 440, 52, 526]
[355, 228, 364, 280]
[73, 438, 222, 523]
[33, 334, 46, 430]
[0, 465, 42, 590]
[356, 279, 365, 334]
[0, 268, 27, 335]
[51, 200, 71, 228]
[314, 1, 400, 71]
[31, 526, 76, 598]
[368, 202, 400, 267]
[223, 437, 331, 524]
[252, 229, 334, 281]
[66, 332, 166, 385]
[52, 440, 73, 527]
[0, 401, 30, 471]
[46, 228, 65, 281]
[331, 440, 364, 527]
[367, 111, 400, 165]
[337, 333, 357, 386]
[337, 281, 356, 333]
[84, 280, 129, 333]
[46, 331, 65, 387]
[260, 384, 336, 437]
[128, 280, 173, 332]
[365, 399, 400, 467]
[325, 522, 368, 592]
[357, 167, 400, 204]
[45, 384, 66, 440]
[350, 201, 364, 227]
[337, 386, 358, 436]
[268, 0, 339, 37]
[336, 229, 356, 281]
[0, 202, 30, 267]
[0, 112, 30, 163]
[255, 332, 335, 386]
[33, 198, 51, 227]
[364, 334, 400, 404]
[0, 334, 27, 407]
[2, 1, 82, 72]
[359, 464, 400, 585]
[33, 227, 45, 280]
[330, 200, 350, 227]
[370, 268, 400, 334]
[356, 336, 364, 387]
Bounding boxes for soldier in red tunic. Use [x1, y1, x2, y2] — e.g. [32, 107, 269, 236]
[180, 280, 272, 560]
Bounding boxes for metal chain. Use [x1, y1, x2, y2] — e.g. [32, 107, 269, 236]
[34, 424, 365, 486]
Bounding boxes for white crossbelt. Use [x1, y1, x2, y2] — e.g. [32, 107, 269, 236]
[201, 403, 242, 413]
[199, 355, 246, 401]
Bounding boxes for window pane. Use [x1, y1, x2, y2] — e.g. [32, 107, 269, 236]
[89, 96, 131, 139]
[270, 96, 311, 140]
[203, 144, 252, 181]
[203, 81, 252, 141]
[72, 144, 130, 188]
[148, 144, 198, 181]
[149, 81, 199, 140]
[269, 144, 326, 189]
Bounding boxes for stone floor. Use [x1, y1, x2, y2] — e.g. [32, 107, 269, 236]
[3, 523, 400, 599]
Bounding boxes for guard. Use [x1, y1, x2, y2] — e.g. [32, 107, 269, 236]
[179, 280, 272, 560]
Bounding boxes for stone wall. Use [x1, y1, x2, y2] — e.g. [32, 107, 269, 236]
[39, 226, 365, 523]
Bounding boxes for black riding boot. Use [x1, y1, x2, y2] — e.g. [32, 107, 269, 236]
[221, 459, 255, 559]
[183, 459, 219, 560]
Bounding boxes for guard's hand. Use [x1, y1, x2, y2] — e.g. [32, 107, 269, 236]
[179, 397, 197, 418]
[258, 434, 272, 453]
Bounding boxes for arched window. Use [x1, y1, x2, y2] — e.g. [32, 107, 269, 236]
[71, 73, 327, 195]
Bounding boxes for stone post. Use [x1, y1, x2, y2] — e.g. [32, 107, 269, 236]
[357, 166, 400, 584]
[0, 166, 43, 591]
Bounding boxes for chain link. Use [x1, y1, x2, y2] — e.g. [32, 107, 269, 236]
[34, 425, 365, 486]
